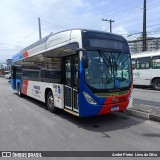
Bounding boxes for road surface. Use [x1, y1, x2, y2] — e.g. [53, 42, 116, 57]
[0, 78, 160, 159]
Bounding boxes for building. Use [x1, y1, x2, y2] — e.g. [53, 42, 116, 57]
[6, 59, 12, 70]
[0, 64, 5, 76]
[128, 36, 160, 54]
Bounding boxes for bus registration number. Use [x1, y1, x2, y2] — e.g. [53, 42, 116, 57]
[111, 106, 119, 111]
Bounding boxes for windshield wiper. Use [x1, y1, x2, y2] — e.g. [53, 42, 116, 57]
[97, 49, 115, 86]
[119, 55, 130, 70]
[97, 49, 111, 67]
[116, 51, 123, 62]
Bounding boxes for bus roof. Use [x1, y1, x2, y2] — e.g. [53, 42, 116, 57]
[12, 29, 126, 63]
[131, 50, 160, 59]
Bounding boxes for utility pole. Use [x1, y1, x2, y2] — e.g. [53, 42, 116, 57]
[102, 18, 114, 33]
[38, 17, 42, 40]
[142, 0, 147, 51]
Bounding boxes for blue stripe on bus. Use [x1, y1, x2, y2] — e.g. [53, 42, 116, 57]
[78, 68, 106, 117]
[12, 52, 23, 63]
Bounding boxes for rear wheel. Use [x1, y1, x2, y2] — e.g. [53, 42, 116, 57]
[47, 91, 58, 113]
[17, 84, 23, 97]
[153, 79, 160, 91]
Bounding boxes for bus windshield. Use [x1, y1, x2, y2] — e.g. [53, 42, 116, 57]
[84, 50, 131, 91]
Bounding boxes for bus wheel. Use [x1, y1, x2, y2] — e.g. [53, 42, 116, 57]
[18, 84, 22, 97]
[47, 91, 57, 113]
[153, 79, 160, 91]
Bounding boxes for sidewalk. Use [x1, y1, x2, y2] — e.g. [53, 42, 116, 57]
[125, 104, 160, 122]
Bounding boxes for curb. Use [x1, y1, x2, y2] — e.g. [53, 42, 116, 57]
[123, 103, 160, 122]
[125, 109, 149, 119]
[124, 108, 160, 122]
[149, 114, 160, 122]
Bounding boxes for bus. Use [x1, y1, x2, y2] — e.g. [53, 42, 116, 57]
[4, 70, 11, 79]
[131, 50, 160, 90]
[11, 29, 133, 117]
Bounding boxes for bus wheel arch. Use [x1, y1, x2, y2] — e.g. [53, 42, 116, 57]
[152, 78, 160, 91]
[45, 88, 58, 113]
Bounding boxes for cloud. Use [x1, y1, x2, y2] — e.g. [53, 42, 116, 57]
[0, 0, 160, 62]
[0, 0, 94, 62]
[0, 44, 23, 62]
[97, 0, 109, 7]
[113, 25, 128, 35]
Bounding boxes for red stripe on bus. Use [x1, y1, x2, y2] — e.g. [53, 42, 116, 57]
[98, 101, 129, 115]
[22, 80, 28, 95]
[98, 90, 131, 115]
[22, 51, 29, 58]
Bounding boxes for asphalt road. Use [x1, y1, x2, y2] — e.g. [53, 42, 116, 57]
[0, 78, 160, 159]
[133, 87, 160, 108]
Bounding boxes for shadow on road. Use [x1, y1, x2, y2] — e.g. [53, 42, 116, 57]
[133, 85, 154, 90]
[57, 111, 142, 134]
[14, 93, 142, 134]
[142, 133, 160, 137]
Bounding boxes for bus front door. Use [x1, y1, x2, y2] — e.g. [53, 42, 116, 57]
[64, 55, 79, 112]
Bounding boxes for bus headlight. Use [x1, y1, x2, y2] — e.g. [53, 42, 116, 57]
[83, 92, 97, 105]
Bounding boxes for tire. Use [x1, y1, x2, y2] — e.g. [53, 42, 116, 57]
[17, 84, 23, 97]
[47, 91, 57, 113]
[153, 79, 160, 91]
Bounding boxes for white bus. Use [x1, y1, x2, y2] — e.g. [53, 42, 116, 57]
[11, 29, 133, 117]
[131, 50, 160, 90]
[4, 70, 11, 79]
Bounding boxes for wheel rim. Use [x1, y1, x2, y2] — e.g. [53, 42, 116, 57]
[155, 81, 160, 90]
[48, 96, 54, 108]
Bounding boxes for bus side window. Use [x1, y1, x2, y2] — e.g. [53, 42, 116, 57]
[136, 57, 151, 69]
[22, 70, 40, 81]
[41, 70, 47, 82]
[131, 59, 136, 70]
[152, 56, 160, 69]
[41, 69, 61, 83]
[136, 60, 140, 69]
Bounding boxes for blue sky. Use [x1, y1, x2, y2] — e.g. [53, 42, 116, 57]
[0, 0, 160, 62]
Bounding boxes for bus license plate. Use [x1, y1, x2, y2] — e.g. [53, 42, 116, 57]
[111, 106, 119, 111]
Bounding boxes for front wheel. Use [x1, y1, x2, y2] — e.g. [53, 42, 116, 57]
[153, 79, 160, 91]
[47, 91, 58, 113]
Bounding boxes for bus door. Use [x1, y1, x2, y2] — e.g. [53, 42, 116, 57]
[63, 55, 79, 112]
[11, 66, 17, 89]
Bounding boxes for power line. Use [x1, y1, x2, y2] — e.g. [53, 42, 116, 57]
[90, 21, 104, 29]
[87, 2, 143, 29]
[41, 19, 67, 30]
[87, 0, 159, 30]
[147, 1, 160, 7]
[101, 0, 158, 21]
[126, 29, 160, 38]
[102, 1, 159, 22]
[104, 1, 143, 18]
[147, 23, 160, 28]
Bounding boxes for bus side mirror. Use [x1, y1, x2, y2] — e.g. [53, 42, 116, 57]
[76, 48, 86, 54]
[82, 56, 88, 68]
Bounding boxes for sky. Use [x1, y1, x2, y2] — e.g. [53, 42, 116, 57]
[0, 0, 160, 62]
